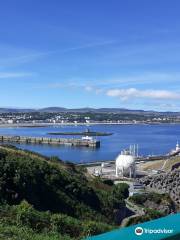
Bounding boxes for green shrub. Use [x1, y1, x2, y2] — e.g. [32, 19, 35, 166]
[14, 201, 50, 231]
[82, 221, 114, 237]
[144, 208, 165, 218]
[0, 223, 73, 240]
[50, 214, 83, 238]
[129, 192, 173, 207]
[113, 183, 129, 199]
[129, 194, 147, 205]
[103, 179, 114, 186]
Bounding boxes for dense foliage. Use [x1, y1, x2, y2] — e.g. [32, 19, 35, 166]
[129, 192, 173, 207]
[126, 192, 175, 226]
[0, 145, 129, 239]
[0, 201, 114, 239]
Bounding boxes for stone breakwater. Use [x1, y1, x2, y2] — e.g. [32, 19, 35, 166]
[0, 135, 100, 148]
[138, 170, 180, 207]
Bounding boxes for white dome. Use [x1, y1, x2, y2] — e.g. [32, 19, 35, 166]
[116, 154, 135, 171]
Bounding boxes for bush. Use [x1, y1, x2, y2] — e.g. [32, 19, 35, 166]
[129, 192, 172, 206]
[0, 224, 73, 240]
[14, 201, 50, 231]
[103, 179, 114, 186]
[144, 208, 164, 218]
[50, 214, 82, 238]
[82, 221, 114, 237]
[129, 194, 147, 205]
[112, 183, 129, 199]
[0, 201, 114, 239]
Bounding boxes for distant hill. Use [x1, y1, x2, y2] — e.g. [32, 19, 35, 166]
[0, 107, 179, 115]
[39, 107, 67, 112]
[0, 108, 35, 113]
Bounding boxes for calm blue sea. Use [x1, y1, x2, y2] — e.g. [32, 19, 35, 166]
[0, 124, 180, 163]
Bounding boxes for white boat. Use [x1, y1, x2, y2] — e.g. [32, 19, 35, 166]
[81, 136, 93, 141]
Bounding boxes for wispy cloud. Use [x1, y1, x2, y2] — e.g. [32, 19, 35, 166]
[34, 71, 180, 93]
[33, 81, 84, 90]
[59, 40, 116, 53]
[74, 72, 180, 95]
[0, 43, 45, 67]
[102, 72, 180, 86]
[106, 88, 180, 101]
[0, 72, 34, 79]
[30, 40, 116, 59]
[0, 40, 116, 68]
[84, 86, 93, 92]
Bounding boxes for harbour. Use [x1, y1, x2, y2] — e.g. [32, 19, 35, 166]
[0, 124, 180, 163]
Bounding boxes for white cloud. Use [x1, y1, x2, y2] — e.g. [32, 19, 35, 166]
[106, 88, 180, 100]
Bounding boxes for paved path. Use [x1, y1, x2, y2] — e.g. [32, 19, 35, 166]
[121, 199, 144, 227]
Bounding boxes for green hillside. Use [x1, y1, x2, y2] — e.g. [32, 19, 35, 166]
[0, 145, 129, 239]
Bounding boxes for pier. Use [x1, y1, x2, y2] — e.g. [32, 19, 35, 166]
[0, 135, 100, 148]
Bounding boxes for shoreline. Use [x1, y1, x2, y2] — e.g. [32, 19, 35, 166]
[0, 122, 180, 128]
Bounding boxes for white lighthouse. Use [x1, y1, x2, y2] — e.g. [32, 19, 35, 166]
[176, 141, 180, 151]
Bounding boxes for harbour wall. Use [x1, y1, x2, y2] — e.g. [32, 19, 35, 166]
[0, 135, 100, 148]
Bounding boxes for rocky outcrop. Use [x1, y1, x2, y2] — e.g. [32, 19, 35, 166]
[143, 199, 175, 215]
[172, 162, 180, 171]
[138, 170, 180, 207]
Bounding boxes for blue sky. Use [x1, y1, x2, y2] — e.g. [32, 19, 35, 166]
[0, 0, 180, 111]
